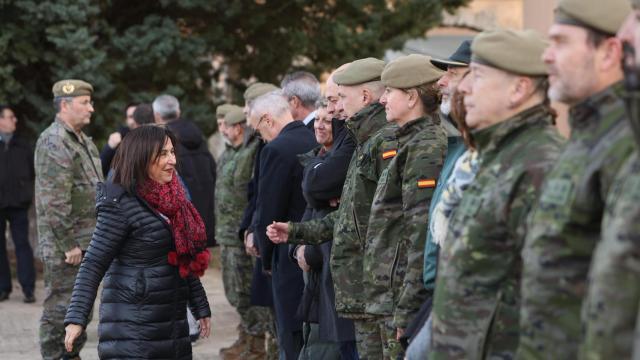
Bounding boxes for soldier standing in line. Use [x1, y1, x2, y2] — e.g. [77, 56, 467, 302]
[35, 79, 103, 360]
[581, 1, 640, 358]
[428, 30, 564, 359]
[266, 58, 398, 359]
[518, 0, 634, 358]
[362, 54, 448, 360]
[216, 105, 270, 360]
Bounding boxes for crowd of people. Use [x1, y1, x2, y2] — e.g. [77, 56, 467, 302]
[2, 0, 640, 359]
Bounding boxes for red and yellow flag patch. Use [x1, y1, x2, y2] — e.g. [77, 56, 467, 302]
[417, 179, 436, 189]
[382, 149, 397, 160]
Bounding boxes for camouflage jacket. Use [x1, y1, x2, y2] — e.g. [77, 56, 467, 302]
[215, 136, 260, 247]
[289, 102, 397, 317]
[35, 118, 103, 260]
[581, 89, 640, 359]
[363, 115, 447, 328]
[430, 105, 563, 360]
[519, 82, 635, 359]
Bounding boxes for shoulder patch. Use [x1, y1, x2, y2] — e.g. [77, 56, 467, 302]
[417, 179, 436, 188]
[382, 149, 397, 160]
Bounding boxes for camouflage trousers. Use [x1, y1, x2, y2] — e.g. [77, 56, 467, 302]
[354, 317, 403, 360]
[221, 245, 272, 336]
[39, 256, 90, 360]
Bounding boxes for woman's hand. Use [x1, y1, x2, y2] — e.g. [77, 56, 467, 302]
[64, 324, 83, 352]
[266, 222, 290, 244]
[199, 317, 211, 338]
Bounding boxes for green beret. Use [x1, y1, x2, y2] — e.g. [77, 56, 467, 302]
[333, 58, 386, 86]
[243, 82, 279, 102]
[555, 0, 631, 35]
[471, 29, 548, 76]
[223, 106, 246, 125]
[52, 79, 93, 98]
[216, 104, 236, 119]
[381, 54, 444, 88]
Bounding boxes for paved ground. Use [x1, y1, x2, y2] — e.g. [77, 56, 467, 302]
[0, 249, 240, 359]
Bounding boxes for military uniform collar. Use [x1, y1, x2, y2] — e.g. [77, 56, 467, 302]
[345, 102, 386, 144]
[473, 104, 551, 155]
[55, 116, 87, 143]
[395, 114, 441, 138]
[569, 80, 625, 131]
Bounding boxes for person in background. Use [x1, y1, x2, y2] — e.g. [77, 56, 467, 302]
[35, 79, 103, 360]
[99, 102, 137, 176]
[281, 71, 322, 130]
[0, 104, 36, 303]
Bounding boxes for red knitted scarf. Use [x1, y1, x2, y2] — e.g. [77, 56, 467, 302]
[137, 174, 210, 278]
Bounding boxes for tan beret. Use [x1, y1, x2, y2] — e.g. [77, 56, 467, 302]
[223, 106, 246, 125]
[555, 0, 631, 35]
[381, 54, 444, 88]
[471, 29, 548, 76]
[52, 79, 93, 98]
[333, 58, 386, 86]
[243, 82, 279, 102]
[216, 104, 236, 119]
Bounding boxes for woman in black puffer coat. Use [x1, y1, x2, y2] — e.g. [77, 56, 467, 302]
[64, 126, 211, 359]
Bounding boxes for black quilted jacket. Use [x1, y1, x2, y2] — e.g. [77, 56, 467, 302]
[64, 182, 211, 359]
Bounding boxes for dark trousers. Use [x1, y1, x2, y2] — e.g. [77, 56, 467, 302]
[0, 207, 35, 295]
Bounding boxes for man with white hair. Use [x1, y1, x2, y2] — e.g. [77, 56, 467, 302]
[247, 91, 317, 359]
[281, 71, 322, 130]
[152, 94, 217, 247]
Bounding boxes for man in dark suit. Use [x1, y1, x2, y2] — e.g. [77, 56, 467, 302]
[248, 91, 318, 359]
[281, 71, 321, 131]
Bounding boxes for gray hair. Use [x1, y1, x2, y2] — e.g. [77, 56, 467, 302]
[250, 90, 291, 120]
[152, 94, 181, 121]
[53, 97, 73, 113]
[361, 80, 386, 101]
[280, 71, 321, 108]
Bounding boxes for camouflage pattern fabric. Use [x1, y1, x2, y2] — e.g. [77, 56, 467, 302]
[288, 102, 397, 318]
[519, 82, 635, 359]
[40, 257, 92, 359]
[220, 245, 272, 336]
[581, 90, 640, 358]
[215, 136, 259, 246]
[430, 105, 564, 359]
[35, 118, 102, 359]
[364, 115, 447, 330]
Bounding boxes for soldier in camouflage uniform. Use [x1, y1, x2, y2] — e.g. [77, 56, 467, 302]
[215, 105, 270, 359]
[430, 30, 565, 359]
[362, 55, 447, 359]
[580, 2, 640, 358]
[267, 58, 398, 359]
[517, 1, 635, 358]
[35, 79, 103, 360]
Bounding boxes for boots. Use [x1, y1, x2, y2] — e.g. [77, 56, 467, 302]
[220, 327, 248, 359]
[240, 333, 268, 360]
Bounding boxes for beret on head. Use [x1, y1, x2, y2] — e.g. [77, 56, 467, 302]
[243, 83, 279, 102]
[223, 106, 246, 125]
[333, 58, 386, 86]
[555, 0, 631, 35]
[471, 29, 548, 76]
[52, 79, 93, 98]
[381, 54, 445, 88]
[216, 104, 236, 119]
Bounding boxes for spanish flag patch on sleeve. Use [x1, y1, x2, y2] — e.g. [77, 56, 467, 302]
[417, 179, 436, 188]
[382, 149, 397, 160]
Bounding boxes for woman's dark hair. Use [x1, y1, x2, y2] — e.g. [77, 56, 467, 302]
[111, 125, 177, 192]
[451, 71, 476, 150]
[408, 81, 441, 115]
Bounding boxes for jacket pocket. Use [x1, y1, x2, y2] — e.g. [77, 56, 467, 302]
[134, 270, 147, 303]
